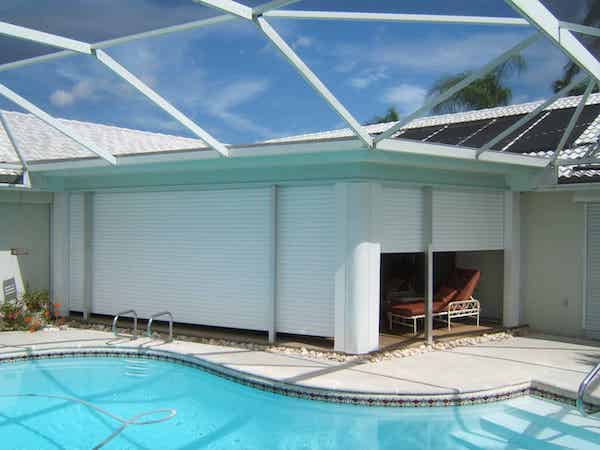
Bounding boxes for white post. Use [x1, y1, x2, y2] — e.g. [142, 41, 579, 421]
[424, 187, 434, 344]
[269, 185, 278, 343]
[83, 192, 94, 320]
[503, 191, 521, 327]
[334, 182, 380, 354]
[65, 192, 72, 316]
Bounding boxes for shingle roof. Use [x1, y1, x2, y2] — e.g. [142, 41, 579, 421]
[0, 110, 207, 165]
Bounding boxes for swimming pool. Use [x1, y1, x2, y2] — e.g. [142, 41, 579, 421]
[0, 355, 598, 449]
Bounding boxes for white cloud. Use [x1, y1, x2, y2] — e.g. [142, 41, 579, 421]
[381, 84, 427, 113]
[205, 79, 274, 137]
[292, 35, 315, 50]
[349, 67, 388, 89]
[49, 80, 96, 107]
[332, 32, 529, 75]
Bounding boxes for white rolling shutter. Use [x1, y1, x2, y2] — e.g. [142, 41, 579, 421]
[433, 189, 504, 251]
[381, 186, 425, 253]
[91, 188, 273, 331]
[586, 204, 600, 339]
[68, 193, 85, 311]
[276, 185, 336, 337]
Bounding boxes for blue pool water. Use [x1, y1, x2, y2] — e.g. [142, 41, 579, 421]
[0, 356, 598, 449]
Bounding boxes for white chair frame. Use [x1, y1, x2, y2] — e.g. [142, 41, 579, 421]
[387, 297, 481, 335]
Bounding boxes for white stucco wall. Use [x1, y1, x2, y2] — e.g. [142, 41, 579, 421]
[521, 191, 586, 338]
[0, 191, 51, 302]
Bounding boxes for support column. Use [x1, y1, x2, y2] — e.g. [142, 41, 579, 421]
[82, 192, 94, 320]
[503, 191, 521, 327]
[334, 182, 381, 354]
[424, 187, 434, 345]
[50, 193, 70, 317]
[268, 185, 277, 344]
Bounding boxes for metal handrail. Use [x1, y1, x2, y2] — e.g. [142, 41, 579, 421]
[112, 309, 138, 339]
[146, 311, 173, 342]
[577, 361, 600, 415]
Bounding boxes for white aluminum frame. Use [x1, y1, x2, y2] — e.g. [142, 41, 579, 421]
[0, 112, 27, 169]
[374, 33, 541, 144]
[559, 157, 600, 167]
[94, 49, 230, 157]
[0, 21, 91, 54]
[255, 16, 373, 148]
[264, 10, 530, 26]
[506, 0, 600, 82]
[0, 1, 596, 172]
[0, 82, 117, 165]
[553, 79, 596, 166]
[0, 163, 23, 171]
[560, 22, 600, 39]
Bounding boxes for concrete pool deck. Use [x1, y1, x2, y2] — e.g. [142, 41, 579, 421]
[0, 328, 599, 408]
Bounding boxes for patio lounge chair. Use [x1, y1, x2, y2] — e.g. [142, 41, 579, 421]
[386, 268, 481, 334]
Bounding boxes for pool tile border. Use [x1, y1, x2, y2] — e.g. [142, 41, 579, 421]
[0, 346, 592, 410]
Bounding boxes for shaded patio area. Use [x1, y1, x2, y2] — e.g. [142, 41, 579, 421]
[70, 313, 504, 354]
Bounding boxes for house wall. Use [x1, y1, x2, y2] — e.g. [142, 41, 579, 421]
[456, 251, 504, 322]
[46, 159, 511, 353]
[0, 191, 51, 302]
[521, 191, 586, 338]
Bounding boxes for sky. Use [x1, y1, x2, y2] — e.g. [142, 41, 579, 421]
[0, 0, 593, 145]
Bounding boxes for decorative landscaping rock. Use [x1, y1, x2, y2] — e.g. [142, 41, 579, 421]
[58, 318, 513, 363]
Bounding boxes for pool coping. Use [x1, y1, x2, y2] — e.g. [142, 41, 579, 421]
[0, 345, 597, 411]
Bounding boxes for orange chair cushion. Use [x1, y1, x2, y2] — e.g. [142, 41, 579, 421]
[450, 269, 480, 301]
[388, 288, 457, 316]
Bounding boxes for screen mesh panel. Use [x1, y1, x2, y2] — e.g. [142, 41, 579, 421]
[0, 0, 227, 65]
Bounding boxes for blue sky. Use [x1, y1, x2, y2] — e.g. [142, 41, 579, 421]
[0, 0, 589, 144]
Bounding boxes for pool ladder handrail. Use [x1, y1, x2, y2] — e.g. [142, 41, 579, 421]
[147, 311, 174, 342]
[112, 309, 138, 339]
[577, 361, 600, 416]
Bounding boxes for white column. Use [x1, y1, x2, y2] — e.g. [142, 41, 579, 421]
[269, 185, 278, 343]
[503, 191, 521, 327]
[50, 193, 69, 316]
[424, 187, 434, 344]
[82, 192, 94, 319]
[334, 182, 381, 354]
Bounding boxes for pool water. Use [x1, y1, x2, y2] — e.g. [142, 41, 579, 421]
[0, 356, 598, 449]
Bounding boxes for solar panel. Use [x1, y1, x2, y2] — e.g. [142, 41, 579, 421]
[425, 118, 494, 146]
[390, 103, 600, 154]
[398, 125, 446, 141]
[460, 114, 528, 148]
[504, 104, 600, 154]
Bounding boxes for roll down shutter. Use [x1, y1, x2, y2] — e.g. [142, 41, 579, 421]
[91, 188, 273, 331]
[586, 204, 600, 339]
[380, 186, 425, 253]
[433, 189, 504, 251]
[68, 193, 85, 311]
[276, 185, 336, 337]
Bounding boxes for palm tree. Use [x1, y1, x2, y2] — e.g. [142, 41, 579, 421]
[427, 55, 527, 114]
[367, 107, 399, 124]
[552, 0, 600, 94]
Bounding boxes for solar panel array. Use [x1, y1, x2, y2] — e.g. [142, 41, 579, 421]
[394, 104, 600, 154]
